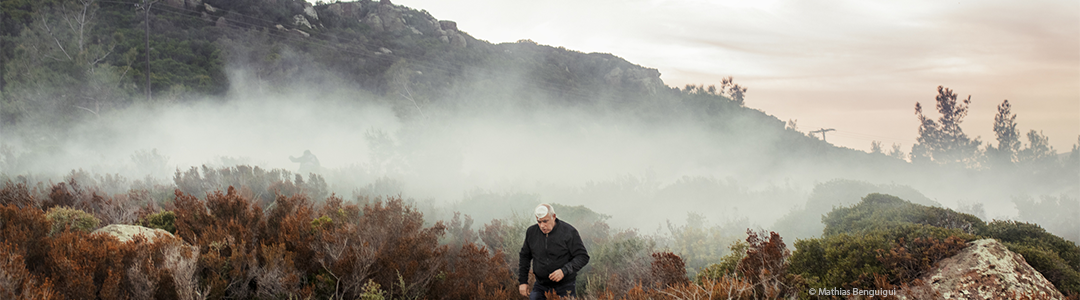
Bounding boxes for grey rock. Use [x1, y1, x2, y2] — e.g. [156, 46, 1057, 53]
[294, 15, 313, 29]
[326, 2, 362, 18]
[903, 239, 1065, 299]
[450, 33, 467, 48]
[162, 0, 202, 9]
[303, 2, 319, 20]
[439, 20, 458, 32]
[92, 224, 173, 243]
[365, 14, 383, 32]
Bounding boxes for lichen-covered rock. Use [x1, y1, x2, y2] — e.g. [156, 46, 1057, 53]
[162, 0, 202, 10]
[326, 1, 362, 18]
[915, 239, 1064, 299]
[303, 2, 318, 20]
[294, 14, 312, 29]
[92, 224, 173, 243]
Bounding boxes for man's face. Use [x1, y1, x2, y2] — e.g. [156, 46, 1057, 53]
[537, 214, 555, 234]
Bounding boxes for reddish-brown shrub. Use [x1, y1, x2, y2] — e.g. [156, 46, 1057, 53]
[253, 243, 302, 298]
[620, 282, 670, 300]
[650, 252, 689, 288]
[261, 193, 318, 279]
[658, 277, 756, 300]
[86, 192, 140, 225]
[360, 197, 447, 299]
[45, 230, 126, 299]
[736, 229, 800, 299]
[0, 203, 51, 275]
[45, 180, 83, 210]
[0, 181, 37, 209]
[432, 242, 516, 300]
[307, 196, 451, 299]
[875, 235, 967, 287]
[0, 242, 56, 299]
[173, 186, 275, 298]
[172, 189, 212, 245]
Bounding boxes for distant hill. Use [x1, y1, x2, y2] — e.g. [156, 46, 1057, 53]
[1, 0, 1077, 235]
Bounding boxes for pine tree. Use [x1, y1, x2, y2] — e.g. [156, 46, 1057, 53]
[987, 99, 1020, 167]
[911, 86, 982, 166]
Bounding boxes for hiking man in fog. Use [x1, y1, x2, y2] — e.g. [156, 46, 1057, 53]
[289, 150, 321, 174]
[519, 203, 590, 299]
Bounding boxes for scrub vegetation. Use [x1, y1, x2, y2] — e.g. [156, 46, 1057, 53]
[2, 179, 1078, 299]
[2, 0, 1079, 299]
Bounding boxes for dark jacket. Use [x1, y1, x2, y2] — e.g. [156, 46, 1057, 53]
[518, 218, 590, 286]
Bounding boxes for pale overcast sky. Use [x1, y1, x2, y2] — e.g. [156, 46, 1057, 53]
[393, 0, 1079, 153]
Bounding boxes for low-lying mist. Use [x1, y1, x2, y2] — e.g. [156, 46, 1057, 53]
[2, 67, 1077, 244]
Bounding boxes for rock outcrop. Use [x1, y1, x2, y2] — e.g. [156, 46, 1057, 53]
[93, 224, 173, 243]
[909, 239, 1064, 299]
[162, 0, 202, 10]
[325, 1, 467, 48]
[294, 14, 313, 29]
[303, 1, 319, 20]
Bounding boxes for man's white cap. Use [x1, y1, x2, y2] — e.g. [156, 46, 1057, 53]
[535, 204, 551, 219]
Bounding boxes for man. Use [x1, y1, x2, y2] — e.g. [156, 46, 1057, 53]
[289, 150, 321, 175]
[519, 203, 590, 299]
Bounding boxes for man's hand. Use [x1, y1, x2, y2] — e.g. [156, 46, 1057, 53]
[549, 269, 564, 282]
[519, 284, 528, 297]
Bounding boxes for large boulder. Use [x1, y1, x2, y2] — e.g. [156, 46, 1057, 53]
[94, 224, 201, 300]
[93, 224, 173, 243]
[909, 239, 1064, 299]
[162, 0, 202, 10]
[326, 1, 362, 18]
[365, 1, 406, 33]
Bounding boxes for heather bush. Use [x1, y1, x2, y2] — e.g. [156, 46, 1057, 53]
[0, 180, 38, 209]
[650, 252, 689, 288]
[0, 242, 56, 299]
[736, 230, 803, 299]
[45, 206, 101, 236]
[174, 165, 328, 205]
[45, 230, 126, 299]
[432, 242, 517, 300]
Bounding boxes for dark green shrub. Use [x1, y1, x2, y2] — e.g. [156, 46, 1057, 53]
[45, 206, 100, 236]
[984, 220, 1080, 295]
[792, 193, 978, 291]
[139, 210, 177, 234]
[695, 240, 747, 283]
[790, 232, 890, 289]
[822, 193, 986, 236]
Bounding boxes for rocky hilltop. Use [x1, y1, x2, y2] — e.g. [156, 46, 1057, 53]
[153, 0, 665, 105]
[909, 239, 1066, 299]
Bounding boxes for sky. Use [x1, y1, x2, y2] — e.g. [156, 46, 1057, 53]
[391, 0, 1080, 153]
